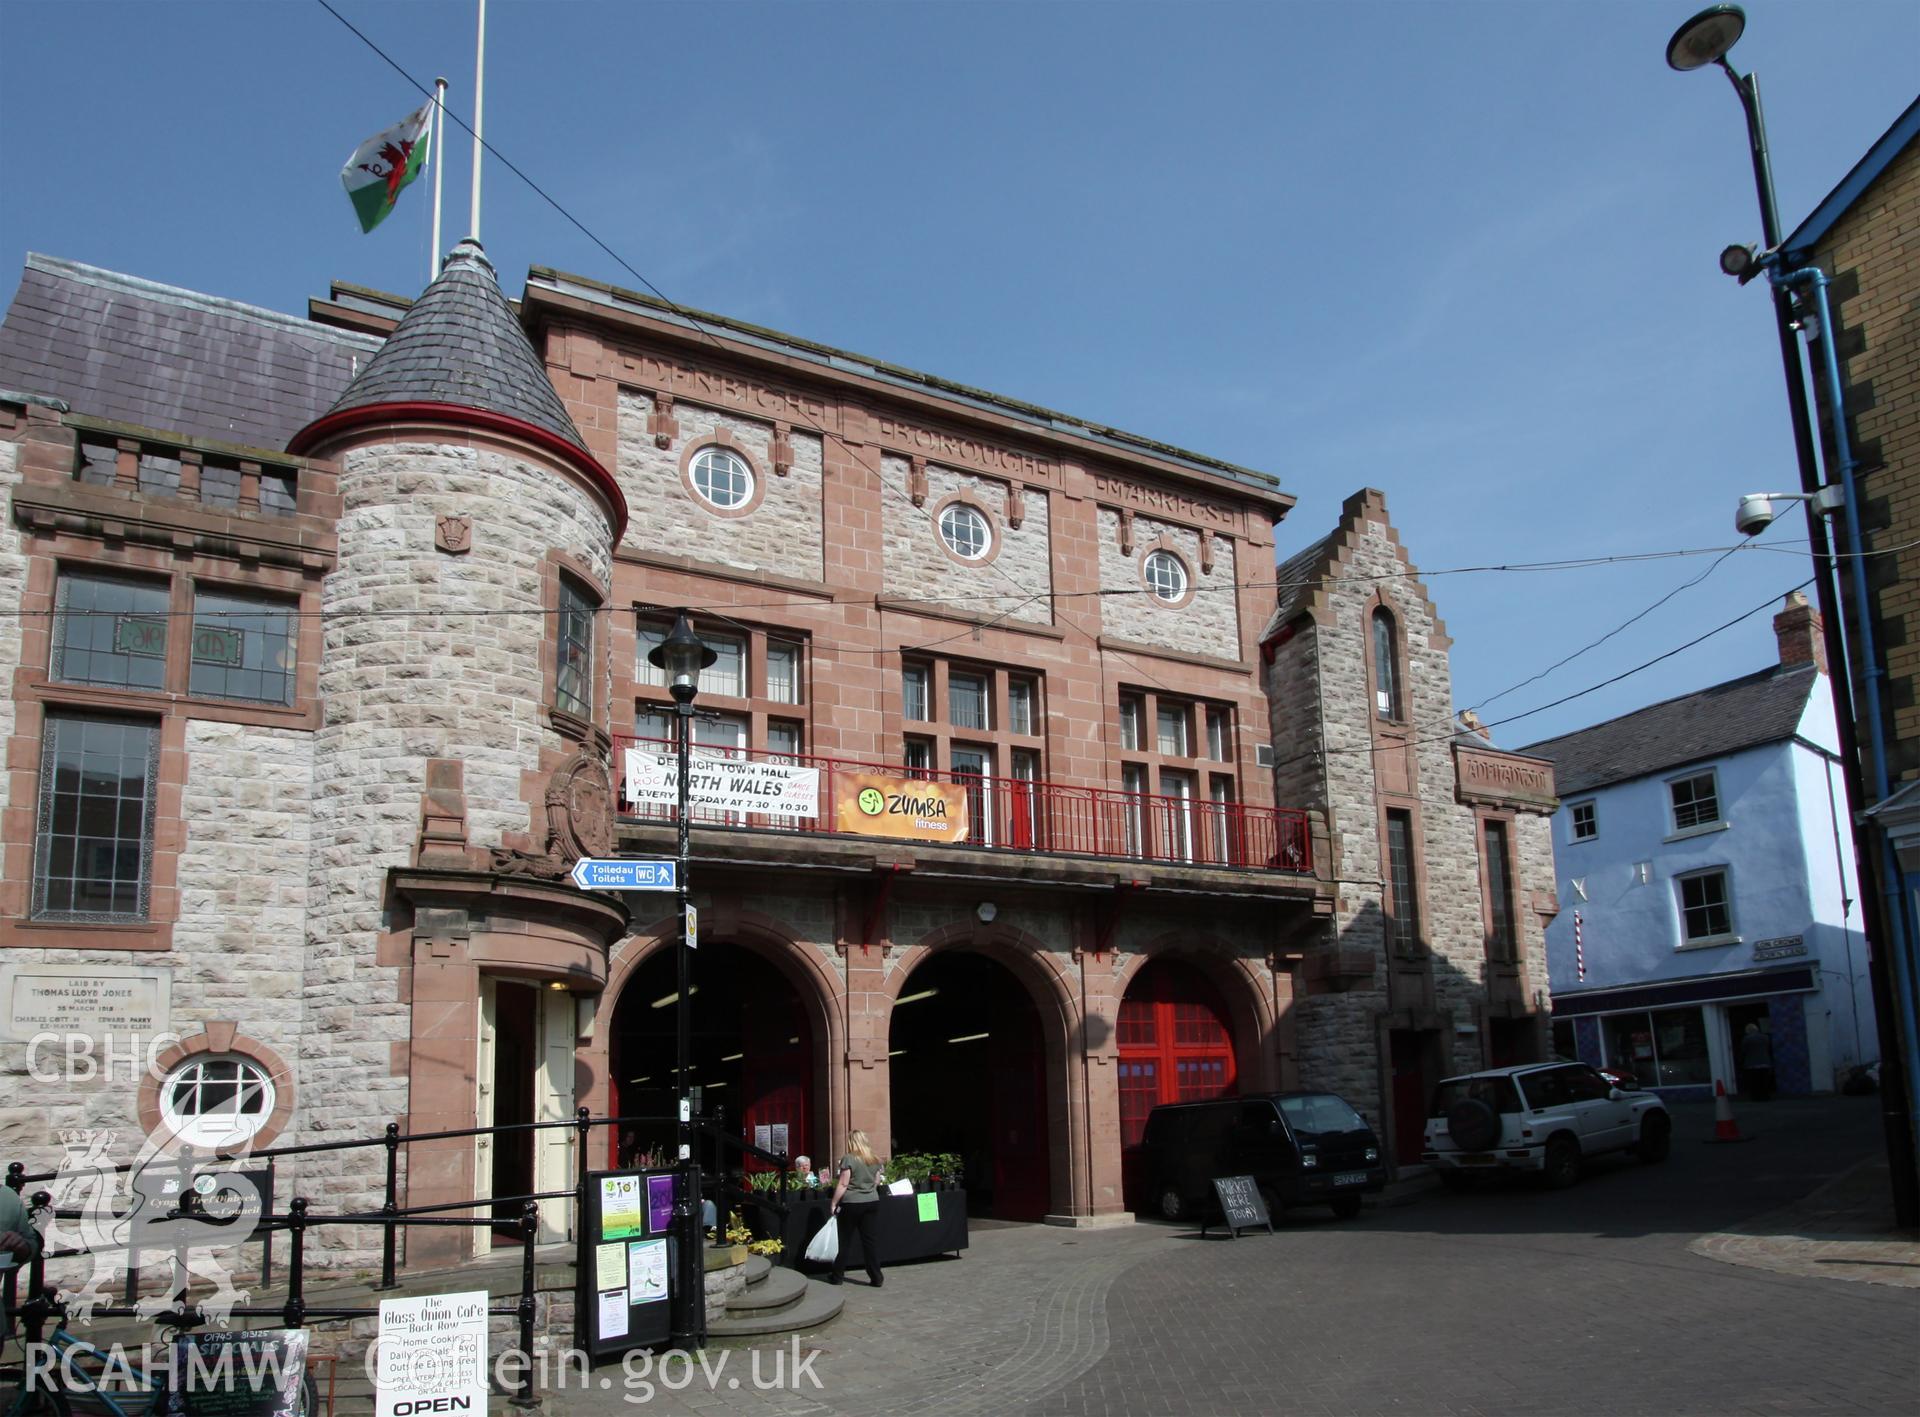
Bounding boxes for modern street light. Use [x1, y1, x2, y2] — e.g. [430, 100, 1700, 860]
[647, 610, 715, 1347]
[1670, 4, 1920, 1225]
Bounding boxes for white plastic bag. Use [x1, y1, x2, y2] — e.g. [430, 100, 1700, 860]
[804, 1216, 839, 1264]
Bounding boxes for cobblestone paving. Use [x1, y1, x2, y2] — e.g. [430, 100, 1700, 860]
[552, 1099, 1920, 1416]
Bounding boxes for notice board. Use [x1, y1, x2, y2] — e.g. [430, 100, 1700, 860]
[164, 1329, 308, 1416]
[578, 1168, 676, 1363]
[1203, 1175, 1273, 1238]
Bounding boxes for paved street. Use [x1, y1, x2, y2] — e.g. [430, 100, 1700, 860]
[550, 1097, 1919, 1416]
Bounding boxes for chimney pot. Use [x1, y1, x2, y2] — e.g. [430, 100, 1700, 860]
[1773, 591, 1826, 673]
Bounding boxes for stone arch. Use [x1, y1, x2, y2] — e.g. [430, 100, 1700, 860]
[885, 920, 1084, 1219]
[580, 907, 848, 1166]
[1116, 930, 1279, 1093]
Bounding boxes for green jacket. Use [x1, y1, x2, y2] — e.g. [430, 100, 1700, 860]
[0, 1183, 40, 1263]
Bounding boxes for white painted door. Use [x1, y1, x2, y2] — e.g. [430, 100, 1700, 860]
[534, 987, 577, 1244]
[474, 978, 498, 1258]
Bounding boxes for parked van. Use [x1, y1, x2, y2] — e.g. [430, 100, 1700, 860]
[1137, 1091, 1387, 1222]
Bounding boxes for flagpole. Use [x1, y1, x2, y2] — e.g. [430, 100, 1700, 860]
[431, 77, 448, 280]
[469, 0, 486, 242]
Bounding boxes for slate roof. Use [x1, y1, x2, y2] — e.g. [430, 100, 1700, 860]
[0, 254, 380, 452]
[312, 239, 586, 452]
[1518, 663, 1819, 797]
[1262, 535, 1333, 638]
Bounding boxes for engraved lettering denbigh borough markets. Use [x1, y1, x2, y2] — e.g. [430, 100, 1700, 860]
[874, 417, 1048, 480]
[635, 355, 831, 426]
[1092, 474, 1236, 528]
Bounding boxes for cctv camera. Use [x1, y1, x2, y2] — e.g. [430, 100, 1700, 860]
[1735, 494, 1776, 536]
[1720, 243, 1757, 278]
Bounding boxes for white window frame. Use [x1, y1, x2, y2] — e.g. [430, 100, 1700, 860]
[766, 639, 802, 705]
[1143, 549, 1188, 604]
[160, 1054, 276, 1147]
[689, 446, 754, 510]
[903, 664, 930, 723]
[939, 503, 992, 561]
[1570, 799, 1598, 843]
[1675, 866, 1738, 947]
[1667, 768, 1724, 837]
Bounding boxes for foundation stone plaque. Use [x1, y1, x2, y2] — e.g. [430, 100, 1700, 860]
[0, 964, 171, 1042]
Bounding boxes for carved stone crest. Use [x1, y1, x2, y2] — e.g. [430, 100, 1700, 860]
[435, 514, 473, 554]
[546, 750, 615, 864]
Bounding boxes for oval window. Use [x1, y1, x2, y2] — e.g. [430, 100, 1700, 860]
[160, 1054, 277, 1147]
[939, 503, 992, 560]
[1144, 549, 1189, 604]
[690, 447, 754, 510]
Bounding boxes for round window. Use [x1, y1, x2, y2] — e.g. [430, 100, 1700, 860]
[160, 1054, 277, 1147]
[1143, 549, 1189, 603]
[690, 447, 754, 510]
[939, 503, 992, 560]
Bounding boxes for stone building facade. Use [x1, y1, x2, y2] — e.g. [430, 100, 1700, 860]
[0, 243, 1554, 1277]
[1260, 489, 1558, 1166]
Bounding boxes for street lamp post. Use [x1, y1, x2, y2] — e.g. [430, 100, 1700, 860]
[1668, 3, 1920, 1225]
[648, 611, 716, 1347]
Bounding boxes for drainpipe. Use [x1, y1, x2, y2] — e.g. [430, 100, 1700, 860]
[1773, 261, 1920, 1157]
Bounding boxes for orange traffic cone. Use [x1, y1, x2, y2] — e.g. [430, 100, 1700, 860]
[1708, 1078, 1749, 1143]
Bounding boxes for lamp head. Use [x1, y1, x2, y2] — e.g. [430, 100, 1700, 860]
[648, 611, 716, 701]
[1719, 243, 1757, 278]
[1666, 4, 1746, 72]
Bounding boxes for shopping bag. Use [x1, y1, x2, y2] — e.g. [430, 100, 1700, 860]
[804, 1216, 839, 1264]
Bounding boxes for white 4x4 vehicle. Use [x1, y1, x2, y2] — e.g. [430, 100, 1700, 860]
[1422, 1062, 1671, 1189]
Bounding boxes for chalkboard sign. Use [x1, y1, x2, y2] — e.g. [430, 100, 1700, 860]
[163, 1329, 309, 1416]
[1202, 1175, 1273, 1239]
[578, 1168, 676, 1364]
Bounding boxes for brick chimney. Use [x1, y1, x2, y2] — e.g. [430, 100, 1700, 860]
[1774, 591, 1826, 673]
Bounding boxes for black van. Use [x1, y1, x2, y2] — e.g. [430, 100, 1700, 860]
[1137, 1092, 1387, 1222]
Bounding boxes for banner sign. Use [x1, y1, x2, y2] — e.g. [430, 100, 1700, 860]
[624, 749, 820, 819]
[834, 773, 970, 843]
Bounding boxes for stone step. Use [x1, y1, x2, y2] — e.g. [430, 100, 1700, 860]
[705, 1277, 843, 1340]
[723, 1262, 807, 1316]
[742, 1253, 773, 1287]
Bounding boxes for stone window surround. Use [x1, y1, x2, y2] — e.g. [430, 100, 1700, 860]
[899, 656, 1044, 777]
[632, 610, 810, 757]
[138, 1022, 297, 1150]
[1474, 806, 1523, 966]
[1114, 685, 1236, 803]
[1376, 801, 1433, 958]
[1365, 591, 1412, 726]
[677, 428, 768, 519]
[2, 540, 326, 955]
[1136, 539, 1197, 610]
[542, 548, 613, 747]
[929, 491, 1004, 569]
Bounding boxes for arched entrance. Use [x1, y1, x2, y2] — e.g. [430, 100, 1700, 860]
[888, 951, 1052, 1221]
[1118, 956, 1240, 1209]
[609, 940, 818, 1173]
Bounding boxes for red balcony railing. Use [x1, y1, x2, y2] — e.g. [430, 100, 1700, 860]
[613, 736, 1312, 874]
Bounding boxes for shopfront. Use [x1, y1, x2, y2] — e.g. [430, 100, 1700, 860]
[1552, 964, 1819, 1100]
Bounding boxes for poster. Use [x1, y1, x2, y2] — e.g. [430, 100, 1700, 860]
[165, 1330, 308, 1416]
[627, 1238, 668, 1305]
[594, 1242, 627, 1292]
[601, 1174, 643, 1240]
[373, 1292, 488, 1417]
[770, 1123, 789, 1157]
[754, 1123, 772, 1153]
[916, 1193, 939, 1222]
[834, 772, 969, 842]
[647, 1173, 675, 1235]
[597, 1290, 629, 1340]
[625, 750, 820, 819]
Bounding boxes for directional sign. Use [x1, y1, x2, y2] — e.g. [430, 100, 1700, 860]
[685, 903, 699, 951]
[570, 858, 677, 892]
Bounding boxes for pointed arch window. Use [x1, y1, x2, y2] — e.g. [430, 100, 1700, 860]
[1372, 608, 1401, 720]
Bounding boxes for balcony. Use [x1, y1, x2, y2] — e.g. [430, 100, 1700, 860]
[613, 736, 1312, 874]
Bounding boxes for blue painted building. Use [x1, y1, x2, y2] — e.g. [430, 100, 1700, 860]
[1521, 596, 1875, 1099]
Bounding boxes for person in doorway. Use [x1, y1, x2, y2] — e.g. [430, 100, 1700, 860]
[827, 1130, 885, 1287]
[1739, 1022, 1776, 1101]
[793, 1154, 819, 1187]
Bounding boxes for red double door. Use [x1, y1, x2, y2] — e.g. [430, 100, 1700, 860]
[1118, 959, 1238, 1208]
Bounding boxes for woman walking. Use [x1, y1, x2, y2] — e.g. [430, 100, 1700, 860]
[827, 1129, 885, 1287]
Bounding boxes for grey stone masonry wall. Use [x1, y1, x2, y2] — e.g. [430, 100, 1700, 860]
[1097, 510, 1239, 661]
[615, 389, 824, 580]
[880, 455, 1053, 625]
[299, 442, 614, 1214]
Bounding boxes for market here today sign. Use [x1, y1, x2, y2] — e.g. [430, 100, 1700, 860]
[623, 748, 821, 820]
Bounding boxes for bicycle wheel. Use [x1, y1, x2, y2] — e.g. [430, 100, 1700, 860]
[0, 1374, 74, 1417]
[291, 1371, 319, 1417]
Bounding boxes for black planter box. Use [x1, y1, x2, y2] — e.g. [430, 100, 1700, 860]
[751, 1188, 968, 1269]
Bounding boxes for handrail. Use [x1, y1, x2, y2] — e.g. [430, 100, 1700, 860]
[613, 734, 1313, 873]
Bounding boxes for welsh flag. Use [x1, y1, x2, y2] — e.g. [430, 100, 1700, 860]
[340, 103, 433, 233]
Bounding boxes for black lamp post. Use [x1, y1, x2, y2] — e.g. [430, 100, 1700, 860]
[647, 610, 716, 1346]
[1667, 4, 1919, 1226]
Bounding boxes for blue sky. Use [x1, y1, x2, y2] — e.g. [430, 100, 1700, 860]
[3, 0, 1914, 744]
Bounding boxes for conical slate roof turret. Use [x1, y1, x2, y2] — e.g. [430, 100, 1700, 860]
[289, 239, 625, 535]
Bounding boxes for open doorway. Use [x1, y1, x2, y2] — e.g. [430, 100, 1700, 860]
[1117, 957, 1238, 1210]
[476, 978, 576, 1250]
[888, 952, 1051, 1220]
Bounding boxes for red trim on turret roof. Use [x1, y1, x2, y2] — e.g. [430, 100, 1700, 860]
[288, 401, 628, 540]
